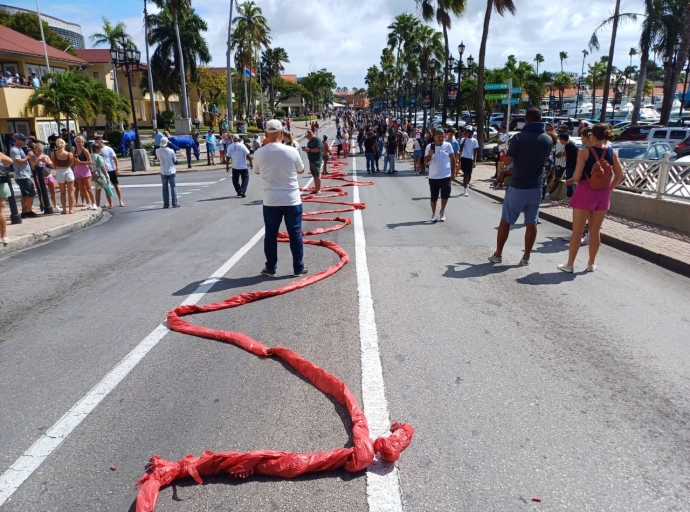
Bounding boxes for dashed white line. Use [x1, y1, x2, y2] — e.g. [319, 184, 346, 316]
[351, 158, 404, 511]
[0, 228, 267, 506]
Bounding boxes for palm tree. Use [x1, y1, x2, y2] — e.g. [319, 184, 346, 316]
[534, 53, 544, 75]
[147, 7, 211, 117]
[553, 72, 573, 112]
[151, 0, 193, 120]
[416, 0, 468, 125]
[90, 18, 132, 123]
[25, 71, 95, 132]
[559, 51, 568, 73]
[477, 0, 516, 147]
[233, 1, 271, 117]
[387, 13, 419, 86]
[586, 61, 607, 116]
[261, 47, 289, 113]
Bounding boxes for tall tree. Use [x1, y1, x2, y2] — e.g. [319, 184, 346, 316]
[90, 18, 132, 108]
[387, 12, 420, 88]
[261, 47, 289, 112]
[151, 0, 194, 119]
[25, 72, 96, 131]
[553, 72, 573, 112]
[0, 9, 74, 53]
[477, 0, 516, 148]
[416, 0, 468, 125]
[233, 1, 271, 117]
[586, 61, 607, 116]
[140, 53, 180, 112]
[559, 51, 568, 73]
[147, 6, 210, 118]
[534, 53, 544, 75]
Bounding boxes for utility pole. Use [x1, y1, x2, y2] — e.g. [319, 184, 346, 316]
[35, 0, 50, 70]
[226, 0, 234, 131]
[143, 0, 157, 130]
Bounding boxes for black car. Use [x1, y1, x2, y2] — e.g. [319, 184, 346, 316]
[673, 135, 690, 159]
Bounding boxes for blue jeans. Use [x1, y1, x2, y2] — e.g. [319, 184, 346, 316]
[365, 152, 376, 173]
[263, 204, 304, 273]
[161, 173, 177, 207]
[232, 168, 249, 194]
[383, 154, 396, 173]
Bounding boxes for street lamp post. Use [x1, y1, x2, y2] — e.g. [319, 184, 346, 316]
[422, 69, 428, 136]
[143, 0, 157, 131]
[455, 41, 466, 127]
[111, 36, 150, 172]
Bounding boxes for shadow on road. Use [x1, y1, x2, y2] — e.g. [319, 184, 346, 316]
[516, 271, 578, 285]
[173, 274, 294, 296]
[443, 262, 520, 278]
[386, 220, 434, 229]
[197, 196, 241, 202]
[532, 236, 568, 254]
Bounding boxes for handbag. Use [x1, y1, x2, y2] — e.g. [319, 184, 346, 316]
[587, 146, 613, 190]
[0, 163, 9, 184]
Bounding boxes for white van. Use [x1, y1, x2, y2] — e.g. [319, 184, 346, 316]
[648, 127, 690, 149]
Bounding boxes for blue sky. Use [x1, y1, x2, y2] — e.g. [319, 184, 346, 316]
[7, 0, 647, 89]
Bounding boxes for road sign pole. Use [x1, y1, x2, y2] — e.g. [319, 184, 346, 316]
[506, 78, 513, 132]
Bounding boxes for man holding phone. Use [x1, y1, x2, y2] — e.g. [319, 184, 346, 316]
[424, 128, 456, 223]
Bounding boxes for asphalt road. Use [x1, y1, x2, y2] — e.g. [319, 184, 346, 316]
[1, 121, 689, 511]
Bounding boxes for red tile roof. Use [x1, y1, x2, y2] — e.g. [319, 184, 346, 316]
[281, 74, 297, 83]
[0, 25, 86, 65]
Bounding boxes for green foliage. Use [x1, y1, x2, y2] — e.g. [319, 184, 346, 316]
[105, 129, 124, 150]
[89, 17, 131, 49]
[246, 126, 264, 133]
[160, 110, 176, 129]
[0, 9, 74, 54]
[291, 115, 317, 121]
[300, 69, 337, 109]
[196, 67, 227, 106]
[273, 109, 286, 118]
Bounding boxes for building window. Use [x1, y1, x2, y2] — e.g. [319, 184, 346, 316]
[93, 72, 99, 78]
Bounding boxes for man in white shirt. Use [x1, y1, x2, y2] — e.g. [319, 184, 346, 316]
[253, 119, 307, 277]
[423, 128, 456, 222]
[94, 136, 125, 206]
[459, 128, 479, 197]
[226, 134, 252, 198]
[155, 137, 180, 208]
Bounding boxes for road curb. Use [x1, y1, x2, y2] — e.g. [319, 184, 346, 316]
[457, 178, 690, 279]
[0, 209, 104, 257]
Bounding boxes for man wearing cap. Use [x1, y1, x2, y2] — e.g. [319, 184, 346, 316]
[11, 134, 38, 217]
[226, 134, 252, 197]
[459, 128, 479, 196]
[302, 130, 322, 193]
[424, 128, 456, 222]
[155, 136, 180, 208]
[254, 119, 307, 277]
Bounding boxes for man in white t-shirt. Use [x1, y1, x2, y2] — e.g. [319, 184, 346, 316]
[253, 119, 307, 277]
[424, 128, 456, 222]
[459, 128, 479, 197]
[226, 134, 252, 197]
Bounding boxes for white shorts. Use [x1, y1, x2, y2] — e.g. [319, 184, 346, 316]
[56, 168, 75, 184]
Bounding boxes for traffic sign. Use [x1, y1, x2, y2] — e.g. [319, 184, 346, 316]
[486, 93, 508, 100]
[485, 83, 509, 91]
[511, 87, 522, 94]
[502, 98, 519, 105]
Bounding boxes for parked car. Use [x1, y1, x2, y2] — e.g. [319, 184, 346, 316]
[482, 131, 518, 161]
[612, 120, 655, 139]
[617, 124, 663, 142]
[647, 127, 690, 150]
[667, 117, 690, 127]
[672, 134, 690, 159]
[611, 141, 673, 160]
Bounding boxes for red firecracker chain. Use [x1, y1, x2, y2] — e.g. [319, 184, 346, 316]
[134, 155, 415, 512]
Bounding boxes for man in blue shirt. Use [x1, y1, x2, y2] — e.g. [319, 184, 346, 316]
[489, 107, 553, 266]
[153, 128, 163, 158]
[31, 73, 40, 87]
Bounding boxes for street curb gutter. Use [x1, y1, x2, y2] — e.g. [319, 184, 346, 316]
[0, 209, 104, 257]
[457, 178, 690, 279]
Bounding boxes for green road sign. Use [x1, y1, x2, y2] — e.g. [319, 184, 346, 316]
[485, 83, 509, 91]
[486, 93, 508, 100]
[511, 87, 522, 94]
[502, 98, 519, 105]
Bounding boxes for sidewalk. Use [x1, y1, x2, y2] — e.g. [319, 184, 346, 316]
[1, 206, 104, 256]
[461, 165, 690, 277]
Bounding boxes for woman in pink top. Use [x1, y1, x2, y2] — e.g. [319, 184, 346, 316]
[72, 135, 97, 210]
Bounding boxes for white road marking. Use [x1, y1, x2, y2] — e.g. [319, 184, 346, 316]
[119, 181, 218, 189]
[218, 177, 227, 181]
[178, 192, 192, 195]
[0, 228, 267, 506]
[351, 159, 404, 511]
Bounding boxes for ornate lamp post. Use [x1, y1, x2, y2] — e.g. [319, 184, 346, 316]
[111, 35, 150, 171]
[422, 69, 428, 136]
[455, 41, 466, 127]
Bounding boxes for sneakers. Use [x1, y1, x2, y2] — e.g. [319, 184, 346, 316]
[585, 264, 597, 272]
[1, 237, 8, 246]
[581, 233, 590, 245]
[519, 258, 530, 266]
[431, 213, 438, 223]
[439, 210, 446, 222]
[54, 205, 62, 212]
[261, 268, 277, 276]
[294, 267, 308, 277]
[557, 264, 574, 273]
[463, 189, 469, 197]
[488, 253, 502, 263]
[562, 234, 572, 241]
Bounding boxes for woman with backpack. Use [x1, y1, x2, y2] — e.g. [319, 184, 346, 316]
[558, 123, 623, 273]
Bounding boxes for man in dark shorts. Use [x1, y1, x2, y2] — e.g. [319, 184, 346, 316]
[302, 130, 323, 194]
[489, 107, 553, 265]
[10, 133, 37, 218]
[459, 128, 479, 197]
[423, 128, 456, 222]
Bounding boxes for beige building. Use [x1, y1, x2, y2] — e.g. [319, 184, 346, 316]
[0, 24, 86, 144]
